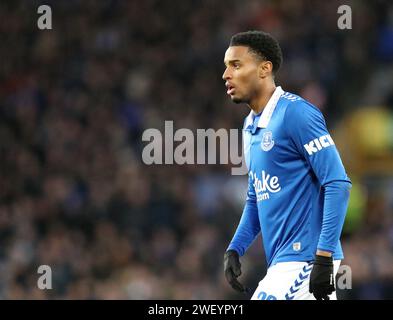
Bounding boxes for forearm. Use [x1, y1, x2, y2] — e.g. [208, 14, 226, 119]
[227, 198, 260, 256]
[317, 180, 352, 253]
[316, 249, 333, 257]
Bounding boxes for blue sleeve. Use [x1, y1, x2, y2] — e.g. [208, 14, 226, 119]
[285, 101, 352, 253]
[318, 181, 351, 252]
[227, 173, 261, 256]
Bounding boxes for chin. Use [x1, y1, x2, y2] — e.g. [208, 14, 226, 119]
[231, 96, 244, 104]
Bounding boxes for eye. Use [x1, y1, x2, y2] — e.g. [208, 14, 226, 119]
[233, 63, 241, 69]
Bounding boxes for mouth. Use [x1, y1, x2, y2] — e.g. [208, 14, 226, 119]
[226, 83, 235, 95]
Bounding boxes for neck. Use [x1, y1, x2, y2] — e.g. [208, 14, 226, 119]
[248, 82, 276, 114]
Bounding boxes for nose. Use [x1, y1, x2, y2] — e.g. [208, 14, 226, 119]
[222, 67, 231, 81]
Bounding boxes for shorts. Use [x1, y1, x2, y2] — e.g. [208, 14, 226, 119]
[251, 260, 341, 300]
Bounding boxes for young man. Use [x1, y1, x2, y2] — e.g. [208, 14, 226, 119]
[222, 31, 351, 300]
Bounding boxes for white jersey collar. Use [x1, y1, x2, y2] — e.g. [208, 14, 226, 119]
[258, 86, 284, 128]
[243, 86, 284, 130]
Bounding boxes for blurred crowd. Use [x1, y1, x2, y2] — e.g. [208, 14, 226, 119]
[1, 0, 393, 299]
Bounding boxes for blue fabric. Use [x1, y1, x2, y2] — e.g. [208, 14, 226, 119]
[227, 90, 351, 267]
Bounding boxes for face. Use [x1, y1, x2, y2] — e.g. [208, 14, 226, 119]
[222, 46, 262, 104]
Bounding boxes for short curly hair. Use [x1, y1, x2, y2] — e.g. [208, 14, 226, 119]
[230, 31, 283, 74]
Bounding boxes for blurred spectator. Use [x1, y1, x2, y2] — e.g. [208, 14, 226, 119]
[0, 0, 392, 299]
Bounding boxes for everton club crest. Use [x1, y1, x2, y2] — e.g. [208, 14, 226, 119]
[261, 131, 274, 151]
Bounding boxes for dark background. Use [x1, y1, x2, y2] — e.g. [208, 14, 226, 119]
[0, 0, 392, 299]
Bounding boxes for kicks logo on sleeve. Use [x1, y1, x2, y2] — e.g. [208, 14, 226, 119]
[303, 134, 335, 155]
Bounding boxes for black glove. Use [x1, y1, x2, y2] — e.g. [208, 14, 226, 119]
[224, 250, 247, 293]
[309, 255, 335, 300]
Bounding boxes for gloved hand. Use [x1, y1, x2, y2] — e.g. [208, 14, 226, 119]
[224, 250, 247, 293]
[309, 255, 335, 300]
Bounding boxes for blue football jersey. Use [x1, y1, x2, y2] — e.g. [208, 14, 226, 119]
[228, 86, 351, 267]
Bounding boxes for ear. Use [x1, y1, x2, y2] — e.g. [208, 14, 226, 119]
[259, 61, 273, 79]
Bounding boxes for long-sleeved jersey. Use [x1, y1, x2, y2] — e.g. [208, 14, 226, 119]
[227, 86, 351, 267]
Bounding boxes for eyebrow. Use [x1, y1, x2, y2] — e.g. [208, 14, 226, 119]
[224, 59, 241, 66]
